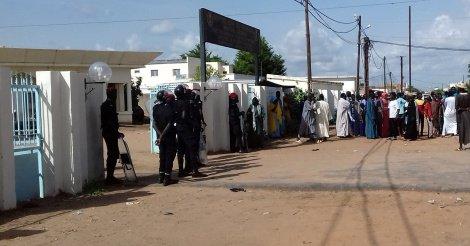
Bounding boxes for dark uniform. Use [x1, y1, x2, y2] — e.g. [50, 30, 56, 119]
[101, 97, 120, 181]
[153, 97, 177, 185]
[174, 86, 206, 177]
[229, 95, 244, 152]
[189, 91, 205, 165]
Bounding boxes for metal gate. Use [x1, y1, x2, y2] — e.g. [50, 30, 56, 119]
[148, 83, 178, 154]
[11, 73, 43, 201]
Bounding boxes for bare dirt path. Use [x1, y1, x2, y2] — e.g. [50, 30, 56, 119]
[1, 186, 470, 246]
[2, 125, 470, 245]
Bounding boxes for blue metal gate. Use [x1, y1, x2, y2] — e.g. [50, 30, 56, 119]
[148, 83, 178, 154]
[11, 73, 43, 201]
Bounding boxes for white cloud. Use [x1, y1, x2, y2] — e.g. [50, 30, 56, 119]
[170, 33, 199, 55]
[278, 21, 351, 76]
[126, 34, 141, 51]
[417, 15, 467, 46]
[462, 0, 470, 16]
[94, 43, 115, 51]
[151, 20, 174, 34]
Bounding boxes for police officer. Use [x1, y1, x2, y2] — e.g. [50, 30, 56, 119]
[188, 90, 206, 167]
[101, 85, 123, 185]
[174, 85, 207, 178]
[229, 93, 245, 153]
[152, 90, 178, 186]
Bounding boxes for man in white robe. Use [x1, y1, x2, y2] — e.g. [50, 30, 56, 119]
[336, 93, 353, 137]
[442, 92, 457, 136]
[315, 94, 332, 140]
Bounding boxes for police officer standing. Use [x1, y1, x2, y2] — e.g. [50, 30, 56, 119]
[153, 90, 178, 186]
[101, 85, 123, 185]
[188, 90, 206, 167]
[229, 93, 245, 153]
[174, 85, 207, 177]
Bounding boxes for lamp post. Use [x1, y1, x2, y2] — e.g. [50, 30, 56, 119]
[85, 61, 112, 98]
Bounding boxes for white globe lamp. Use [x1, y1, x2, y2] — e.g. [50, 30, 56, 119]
[206, 75, 223, 90]
[87, 61, 112, 83]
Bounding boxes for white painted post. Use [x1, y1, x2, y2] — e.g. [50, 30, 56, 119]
[36, 71, 61, 197]
[0, 66, 17, 210]
[36, 71, 88, 196]
[60, 71, 88, 193]
[85, 81, 104, 182]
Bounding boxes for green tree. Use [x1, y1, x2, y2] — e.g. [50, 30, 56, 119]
[131, 77, 143, 109]
[233, 36, 286, 77]
[180, 44, 227, 63]
[192, 65, 222, 81]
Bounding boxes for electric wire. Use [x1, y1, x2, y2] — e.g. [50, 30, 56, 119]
[371, 40, 470, 52]
[319, 0, 433, 10]
[307, 1, 358, 25]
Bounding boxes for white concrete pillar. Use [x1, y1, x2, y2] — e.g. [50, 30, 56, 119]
[61, 71, 88, 193]
[37, 71, 61, 197]
[85, 82, 104, 182]
[126, 82, 132, 112]
[0, 66, 16, 210]
[37, 71, 88, 196]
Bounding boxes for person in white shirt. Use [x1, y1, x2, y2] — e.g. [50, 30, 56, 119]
[388, 92, 399, 140]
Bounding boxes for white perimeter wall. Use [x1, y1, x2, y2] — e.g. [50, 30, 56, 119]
[37, 71, 100, 196]
[0, 67, 16, 210]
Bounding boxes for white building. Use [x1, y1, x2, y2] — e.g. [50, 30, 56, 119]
[131, 57, 255, 93]
[266, 74, 346, 110]
[0, 47, 158, 210]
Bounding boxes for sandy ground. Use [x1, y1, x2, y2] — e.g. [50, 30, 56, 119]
[1, 125, 470, 245]
[1, 187, 470, 246]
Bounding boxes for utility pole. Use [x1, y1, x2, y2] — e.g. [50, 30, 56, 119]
[408, 6, 412, 92]
[363, 37, 370, 97]
[400, 56, 404, 92]
[305, 0, 313, 92]
[356, 15, 362, 95]
[383, 56, 386, 92]
[389, 72, 393, 92]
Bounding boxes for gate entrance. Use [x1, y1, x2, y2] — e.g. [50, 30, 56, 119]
[11, 73, 43, 201]
[148, 83, 179, 154]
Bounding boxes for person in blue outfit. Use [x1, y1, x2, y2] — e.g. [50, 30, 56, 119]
[365, 92, 378, 139]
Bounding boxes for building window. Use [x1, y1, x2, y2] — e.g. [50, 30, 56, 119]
[134, 70, 140, 74]
[173, 69, 181, 76]
[151, 70, 158, 77]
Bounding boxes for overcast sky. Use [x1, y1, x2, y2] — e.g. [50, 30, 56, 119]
[1, 0, 469, 90]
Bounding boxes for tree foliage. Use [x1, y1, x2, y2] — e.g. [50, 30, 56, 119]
[233, 36, 286, 77]
[180, 44, 227, 63]
[131, 77, 143, 108]
[192, 65, 222, 81]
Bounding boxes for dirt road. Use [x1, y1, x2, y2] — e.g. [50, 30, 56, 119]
[1, 186, 470, 245]
[2, 125, 470, 245]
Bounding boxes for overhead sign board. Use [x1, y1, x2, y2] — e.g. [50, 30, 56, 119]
[199, 8, 260, 84]
[200, 8, 260, 54]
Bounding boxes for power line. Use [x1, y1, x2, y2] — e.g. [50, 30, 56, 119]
[371, 40, 470, 52]
[0, 9, 304, 29]
[319, 0, 433, 10]
[307, 2, 357, 25]
[0, 0, 436, 29]
[292, 0, 358, 36]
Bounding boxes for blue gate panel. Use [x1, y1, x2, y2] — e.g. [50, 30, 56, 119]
[11, 73, 44, 202]
[14, 149, 43, 202]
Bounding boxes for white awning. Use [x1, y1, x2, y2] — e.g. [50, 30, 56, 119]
[0, 47, 161, 69]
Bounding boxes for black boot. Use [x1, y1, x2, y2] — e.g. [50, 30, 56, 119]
[157, 173, 164, 184]
[163, 174, 178, 186]
[105, 176, 121, 185]
[192, 171, 208, 178]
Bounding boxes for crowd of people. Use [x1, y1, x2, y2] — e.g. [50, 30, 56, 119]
[101, 84, 208, 186]
[332, 87, 470, 150]
[101, 83, 470, 186]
